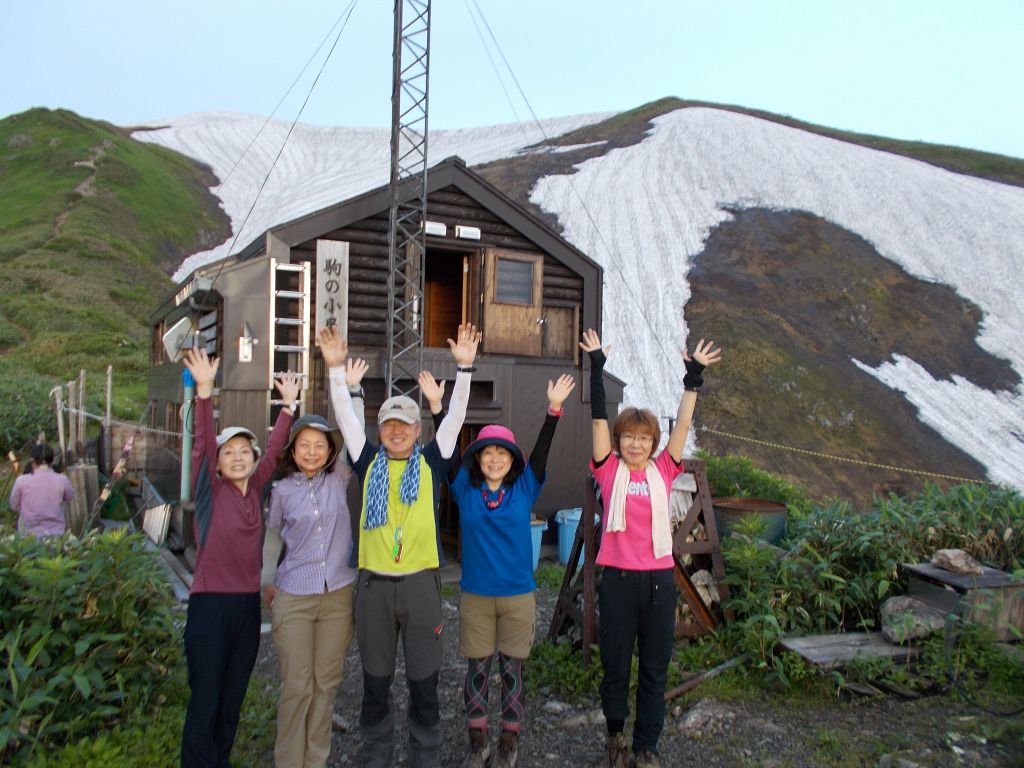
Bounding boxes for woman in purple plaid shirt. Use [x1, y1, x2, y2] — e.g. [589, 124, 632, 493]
[261, 357, 369, 768]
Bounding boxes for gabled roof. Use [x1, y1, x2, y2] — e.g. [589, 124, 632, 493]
[234, 155, 602, 280]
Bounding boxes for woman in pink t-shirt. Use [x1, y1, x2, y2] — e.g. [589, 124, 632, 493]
[580, 328, 721, 768]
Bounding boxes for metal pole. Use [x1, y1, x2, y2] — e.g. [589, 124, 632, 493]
[385, 0, 431, 397]
[78, 369, 86, 456]
[67, 381, 77, 462]
[180, 368, 195, 503]
[104, 365, 112, 470]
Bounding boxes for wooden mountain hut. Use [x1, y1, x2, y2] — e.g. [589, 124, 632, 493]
[147, 155, 624, 554]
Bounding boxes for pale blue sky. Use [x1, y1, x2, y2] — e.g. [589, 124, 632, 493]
[3, 0, 1022, 158]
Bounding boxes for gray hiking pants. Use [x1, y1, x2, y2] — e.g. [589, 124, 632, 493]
[355, 569, 444, 768]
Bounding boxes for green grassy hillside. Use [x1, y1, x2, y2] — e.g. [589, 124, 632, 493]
[0, 108, 229, 451]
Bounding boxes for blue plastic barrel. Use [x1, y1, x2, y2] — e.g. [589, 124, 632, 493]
[555, 507, 583, 566]
[529, 518, 547, 570]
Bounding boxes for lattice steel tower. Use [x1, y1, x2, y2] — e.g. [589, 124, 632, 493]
[385, 0, 431, 397]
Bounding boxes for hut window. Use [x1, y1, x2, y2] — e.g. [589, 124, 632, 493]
[495, 257, 534, 305]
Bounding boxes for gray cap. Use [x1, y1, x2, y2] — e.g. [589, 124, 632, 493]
[288, 413, 336, 444]
[215, 426, 262, 458]
[377, 395, 420, 425]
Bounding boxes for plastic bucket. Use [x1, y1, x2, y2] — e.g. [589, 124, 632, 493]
[529, 517, 547, 571]
[712, 497, 788, 544]
[555, 507, 583, 566]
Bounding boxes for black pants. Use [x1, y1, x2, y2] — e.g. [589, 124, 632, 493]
[598, 568, 676, 754]
[181, 592, 261, 768]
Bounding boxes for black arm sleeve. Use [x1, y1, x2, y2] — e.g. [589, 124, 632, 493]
[588, 348, 607, 420]
[528, 413, 560, 481]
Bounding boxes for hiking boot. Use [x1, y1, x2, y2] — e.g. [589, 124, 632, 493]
[462, 728, 491, 768]
[606, 733, 634, 768]
[493, 730, 518, 768]
[634, 750, 662, 768]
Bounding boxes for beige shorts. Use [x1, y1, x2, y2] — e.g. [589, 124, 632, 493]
[459, 591, 537, 659]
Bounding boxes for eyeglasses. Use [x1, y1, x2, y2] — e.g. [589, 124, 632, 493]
[619, 433, 654, 445]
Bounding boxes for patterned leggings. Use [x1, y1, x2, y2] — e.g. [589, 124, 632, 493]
[464, 653, 525, 733]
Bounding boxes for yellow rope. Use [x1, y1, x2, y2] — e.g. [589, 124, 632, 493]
[699, 425, 987, 485]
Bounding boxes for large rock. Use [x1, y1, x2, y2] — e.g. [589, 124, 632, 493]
[880, 596, 949, 643]
[677, 698, 736, 735]
[931, 548, 983, 574]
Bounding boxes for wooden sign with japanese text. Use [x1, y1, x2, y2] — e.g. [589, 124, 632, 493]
[316, 239, 349, 336]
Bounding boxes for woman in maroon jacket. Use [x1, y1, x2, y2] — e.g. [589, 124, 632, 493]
[181, 347, 300, 768]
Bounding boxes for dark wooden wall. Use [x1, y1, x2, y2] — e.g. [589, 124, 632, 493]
[289, 185, 584, 349]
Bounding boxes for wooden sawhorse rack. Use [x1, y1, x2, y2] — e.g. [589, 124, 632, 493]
[546, 458, 729, 665]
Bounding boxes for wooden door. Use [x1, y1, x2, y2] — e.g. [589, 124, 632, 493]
[483, 248, 543, 356]
[541, 303, 579, 363]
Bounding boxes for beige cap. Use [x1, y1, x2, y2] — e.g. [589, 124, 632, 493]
[377, 395, 420, 425]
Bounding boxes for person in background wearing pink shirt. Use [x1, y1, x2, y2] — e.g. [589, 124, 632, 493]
[580, 328, 722, 768]
[9, 444, 73, 537]
[260, 356, 367, 768]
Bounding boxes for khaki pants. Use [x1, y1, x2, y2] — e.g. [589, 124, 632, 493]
[271, 585, 355, 768]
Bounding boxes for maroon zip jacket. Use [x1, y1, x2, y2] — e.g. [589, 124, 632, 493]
[190, 396, 293, 594]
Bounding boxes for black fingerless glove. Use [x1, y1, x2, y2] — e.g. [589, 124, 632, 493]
[588, 348, 607, 420]
[683, 357, 706, 392]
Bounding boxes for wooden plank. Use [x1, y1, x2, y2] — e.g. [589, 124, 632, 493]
[155, 545, 192, 602]
[780, 632, 920, 670]
[66, 464, 98, 535]
[903, 562, 1024, 641]
[902, 562, 1023, 590]
[541, 304, 578, 361]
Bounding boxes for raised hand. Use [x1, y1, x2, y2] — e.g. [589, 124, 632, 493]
[184, 348, 219, 398]
[579, 328, 611, 357]
[418, 370, 446, 410]
[684, 338, 723, 369]
[447, 323, 482, 366]
[547, 374, 577, 411]
[346, 358, 369, 387]
[274, 371, 302, 407]
[317, 326, 348, 369]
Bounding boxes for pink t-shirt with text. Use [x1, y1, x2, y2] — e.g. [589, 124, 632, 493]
[590, 450, 683, 571]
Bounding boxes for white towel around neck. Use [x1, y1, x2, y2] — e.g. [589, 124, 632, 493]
[605, 458, 673, 559]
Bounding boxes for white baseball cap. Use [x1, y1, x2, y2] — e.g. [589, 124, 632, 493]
[215, 426, 262, 458]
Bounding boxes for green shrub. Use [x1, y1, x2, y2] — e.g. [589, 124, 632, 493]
[698, 450, 813, 517]
[0, 530, 181, 762]
[0, 361, 57, 454]
[534, 563, 566, 592]
[21, 674, 278, 768]
[530, 641, 603, 702]
[719, 482, 1024, 674]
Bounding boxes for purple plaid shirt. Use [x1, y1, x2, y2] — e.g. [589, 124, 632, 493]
[267, 465, 357, 595]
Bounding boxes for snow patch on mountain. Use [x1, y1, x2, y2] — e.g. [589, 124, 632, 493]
[530, 107, 1024, 487]
[133, 111, 610, 279]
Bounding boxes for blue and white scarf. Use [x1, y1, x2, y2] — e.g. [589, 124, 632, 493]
[364, 443, 422, 529]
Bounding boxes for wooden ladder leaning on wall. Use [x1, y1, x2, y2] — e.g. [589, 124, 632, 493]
[546, 458, 730, 666]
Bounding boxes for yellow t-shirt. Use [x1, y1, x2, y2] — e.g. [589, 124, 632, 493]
[358, 452, 440, 573]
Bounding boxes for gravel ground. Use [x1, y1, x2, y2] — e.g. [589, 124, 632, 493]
[253, 566, 1024, 768]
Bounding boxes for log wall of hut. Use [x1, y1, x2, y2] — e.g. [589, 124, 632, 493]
[289, 186, 584, 350]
